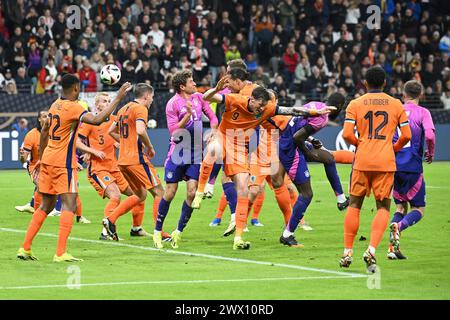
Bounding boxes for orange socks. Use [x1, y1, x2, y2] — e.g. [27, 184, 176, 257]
[344, 207, 360, 249]
[131, 201, 145, 227]
[104, 198, 120, 217]
[33, 191, 42, 210]
[235, 196, 249, 237]
[152, 196, 161, 225]
[76, 196, 82, 217]
[215, 192, 228, 219]
[197, 153, 216, 194]
[107, 195, 140, 224]
[370, 208, 390, 249]
[251, 191, 265, 219]
[333, 150, 355, 164]
[274, 185, 292, 225]
[56, 210, 74, 256]
[22, 208, 47, 250]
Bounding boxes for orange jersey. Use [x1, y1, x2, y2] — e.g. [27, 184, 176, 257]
[116, 101, 150, 166]
[345, 92, 409, 172]
[41, 98, 88, 169]
[239, 82, 257, 96]
[218, 94, 277, 136]
[78, 115, 119, 173]
[22, 128, 40, 173]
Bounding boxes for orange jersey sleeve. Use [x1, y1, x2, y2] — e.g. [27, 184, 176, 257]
[117, 102, 150, 166]
[22, 128, 40, 173]
[239, 82, 258, 97]
[41, 99, 88, 169]
[348, 92, 408, 172]
[79, 116, 119, 173]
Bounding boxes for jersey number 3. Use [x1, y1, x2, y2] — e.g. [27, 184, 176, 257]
[364, 111, 388, 140]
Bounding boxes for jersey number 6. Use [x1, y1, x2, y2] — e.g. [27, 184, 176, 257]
[119, 115, 129, 139]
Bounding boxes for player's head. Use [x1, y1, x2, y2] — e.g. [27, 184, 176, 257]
[172, 70, 197, 95]
[134, 83, 154, 108]
[94, 92, 111, 112]
[227, 68, 249, 92]
[250, 86, 271, 114]
[403, 80, 423, 101]
[37, 110, 48, 131]
[226, 59, 247, 73]
[267, 89, 278, 104]
[61, 74, 80, 99]
[364, 66, 386, 90]
[326, 92, 346, 117]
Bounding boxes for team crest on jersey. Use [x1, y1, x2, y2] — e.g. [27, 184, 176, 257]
[104, 176, 111, 182]
[250, 175, 256, 183]
[167, 172, 173, 179]
[304, 170, 310, 178]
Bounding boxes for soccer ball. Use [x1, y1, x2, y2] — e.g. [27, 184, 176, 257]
[100, 64, 121, 85]
[147, 119, 157, 129]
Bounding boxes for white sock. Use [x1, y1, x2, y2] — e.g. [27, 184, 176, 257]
[102, 227, 108, 236]
[283, 229, 294, 238]
[206, 183, 214, 191]
[154, 230, 161, 235]
[132, 226, 141, 231]
[234, 236, 241, 242]
[337, 194, 347, 203]
[344, 248, 353, 256]
[368, 246, 376, 255]
[230, 213, 235, 222]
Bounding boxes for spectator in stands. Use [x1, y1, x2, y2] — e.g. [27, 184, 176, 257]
[252, 67, 270, 88]
[208, 36, 225, 86]
[245, 54, 258, 74]
[190, 37, 208, 82]
[14, 67, 32, 93]
[442, 81, 450, 109]
[97, 22, 114, 51]
[26, 41, 41, 79]
[439, 29, 450, 58]
[12, 118, 28, 135]
[147, 22, 165, 49]
[77, 59, 97, 92]
[74, 39, 92, 60]
[225, 44, 241, 63]
[270, 75, 287, 96]
[36, 56, 57, 94]
[282, 42, 300, 91]
[294, 57, 311, 92]
[136, 60, 154, 85]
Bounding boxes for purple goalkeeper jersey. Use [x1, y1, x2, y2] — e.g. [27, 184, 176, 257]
[393, 102, 435, 173]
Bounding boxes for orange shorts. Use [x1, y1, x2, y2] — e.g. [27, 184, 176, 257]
[38, 163, 78, 195]
[222, 143, 250, 177]
[119, 163, 161, 192]
[88, 170, 130, 198]
[350, 169, 394, 201]
[249, 164, 272, 187]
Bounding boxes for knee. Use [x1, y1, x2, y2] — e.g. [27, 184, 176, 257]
[271, 176, 283, 189]
[186, 188, 196, 201]
[249, 188, 259, 200]
[302, 189, 313, 201]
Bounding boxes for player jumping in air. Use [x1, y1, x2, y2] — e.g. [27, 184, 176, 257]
[17, 74, 132, 262]
[201, 74, 335, 250]
[339, 66, 411, 273]
[153, 70, 218, 249]
[388, 80, 435, 260]
[103, 84, 165, 241]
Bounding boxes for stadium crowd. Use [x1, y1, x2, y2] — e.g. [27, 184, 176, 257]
[0, 0, 449, 109]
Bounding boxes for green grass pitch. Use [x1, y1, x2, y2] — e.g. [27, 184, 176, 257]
[0, 163, 449, 300]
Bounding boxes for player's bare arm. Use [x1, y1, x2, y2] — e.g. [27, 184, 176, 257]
[82, 82, 133, 125]
[203, 75, 229, 103]
[19, 148, 29, 164]
[108, 121, 120, 142]
[293, 127, 334, 164]
[76, 138, 106, 160]
[39, 116, 50, 159]
[136, 120, 155, 159]
[277, 105, 337, 117]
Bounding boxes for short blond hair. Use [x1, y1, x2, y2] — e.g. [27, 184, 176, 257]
[95, 92, 110, 106]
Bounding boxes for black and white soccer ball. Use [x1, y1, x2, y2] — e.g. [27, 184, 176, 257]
[100, 64, 121, 85]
